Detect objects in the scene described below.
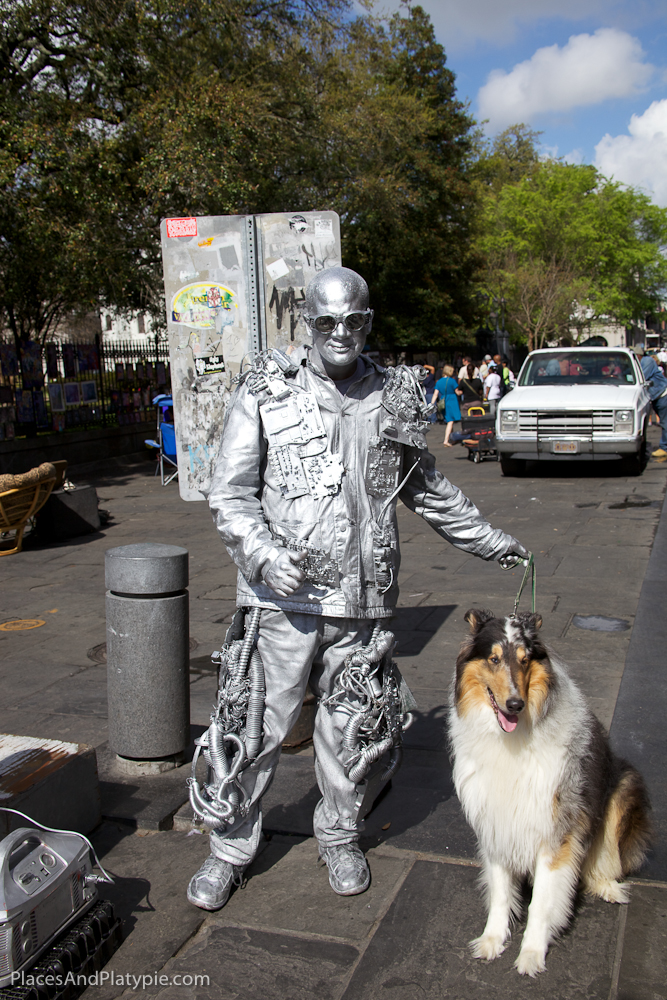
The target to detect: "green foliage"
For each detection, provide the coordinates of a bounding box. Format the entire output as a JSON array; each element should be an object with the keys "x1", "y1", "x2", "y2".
[
  {"x1": 0, "y1": 0, "x2": 478, "y2": 350},
  {"x1": 475, "y1": 146, "x2": 667, "y2": 348},
  {"x1": 314, "y1": 8, "x2": 479, "y2": 348},
  {"x1": 473, "y1": 124, "x2": 542, "y2": 192}
]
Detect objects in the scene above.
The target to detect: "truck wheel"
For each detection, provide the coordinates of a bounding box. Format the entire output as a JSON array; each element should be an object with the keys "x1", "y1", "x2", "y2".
[
  {"x1": 622, "y1": 436, "x2": 647, "y2": 476},
  {"x1": 500, "y1": 457, "x2": 527, "y2": 477}
]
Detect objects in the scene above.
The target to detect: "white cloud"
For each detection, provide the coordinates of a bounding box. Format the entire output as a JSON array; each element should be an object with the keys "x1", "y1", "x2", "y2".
[
  {"x1": 423, "y1": 0, "x2": 602, "y2": 46},
  {"x1": 364, "y1": 0, "x2": 667, "y2": 50},
  {"x1": 477, "y1": 28, "x2": 654, "y2": 131},
  {"x1": 595, "y1": 100, "x2": 667, "y2": 206},
  {"x1": 366, "y1": 0, "x2": 610, "y2": 48}
]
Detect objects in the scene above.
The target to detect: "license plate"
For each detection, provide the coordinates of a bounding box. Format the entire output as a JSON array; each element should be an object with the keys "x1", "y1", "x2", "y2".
[{"x1": 552, "y1": 441, "x2": 578, "y2": 453}]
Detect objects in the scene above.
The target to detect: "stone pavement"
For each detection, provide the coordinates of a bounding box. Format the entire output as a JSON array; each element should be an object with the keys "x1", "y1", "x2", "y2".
[{"x1": 1, "y1": 429, "x2": 666, "y2": 998}]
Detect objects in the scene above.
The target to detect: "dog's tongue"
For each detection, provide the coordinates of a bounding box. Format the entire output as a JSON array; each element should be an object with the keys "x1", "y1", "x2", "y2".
[{"x1": 498, "y1": 708, "x2": 518, "y2": 733}]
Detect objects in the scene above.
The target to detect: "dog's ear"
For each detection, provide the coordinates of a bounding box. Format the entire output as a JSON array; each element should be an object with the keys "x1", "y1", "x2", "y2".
[
  {"x1": 515, "y1": 612, "x2": 543, "y2": 634},
  {"x1": 464, "y1": 608, "x2": 495, "y2": 633}
]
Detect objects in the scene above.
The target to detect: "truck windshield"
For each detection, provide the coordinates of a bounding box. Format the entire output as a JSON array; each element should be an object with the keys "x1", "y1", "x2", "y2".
[{"x1": 519, "y1": 351, "x2": 636, "y2": 386}]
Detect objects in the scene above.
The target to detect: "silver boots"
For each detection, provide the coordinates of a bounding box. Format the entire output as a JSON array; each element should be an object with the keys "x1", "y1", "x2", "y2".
[
  {"x1": 187, "y1": 854, "x2": 245, "y2": 910},
  {"x1": 319, "y1": 844, "x2": 370, "y2": 896}
]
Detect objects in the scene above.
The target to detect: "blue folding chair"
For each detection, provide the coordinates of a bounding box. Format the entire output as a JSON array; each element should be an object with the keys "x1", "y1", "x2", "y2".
[{"x1": 145, "y1": 395, "x2": 179, "y2": 485}]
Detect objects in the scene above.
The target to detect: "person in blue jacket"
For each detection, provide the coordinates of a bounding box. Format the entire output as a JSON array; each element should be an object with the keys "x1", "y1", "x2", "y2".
[
  {"x1": 432, "y1": 364, "x2": 463, "y2": 446},
  {"x1": 636, "y1": 344, "x2": 667, "y2": 457}
]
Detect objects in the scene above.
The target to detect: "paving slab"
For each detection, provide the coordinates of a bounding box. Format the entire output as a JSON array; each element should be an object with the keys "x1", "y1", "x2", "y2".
[
  {"x1": 617, "y1": 883, "x2": 667, "y2": 1000},
  {"x1": 362, "y1": 768, "x2": 477, "y2": 859},
  {"x1": 210, "y1": 836, "x2": 411, "y2": 944},
  {"x1": 340, "y1": 860, "x2": 619, "y2": 1000},
  {"x1": 81, "y1": 824, "x2": 211, "y2": 1000},
  {"x1": 145, "y1": 924, "x2": 359, "y2": 1000},
  {"x1": 1, "y1": 428, "x2": 666, "y2": 1000}
]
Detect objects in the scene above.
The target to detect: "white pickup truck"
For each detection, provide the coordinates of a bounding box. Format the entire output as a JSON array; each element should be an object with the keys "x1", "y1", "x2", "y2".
[{"x1": 495, "y1": 347, "x2": 651, "y2": 476}]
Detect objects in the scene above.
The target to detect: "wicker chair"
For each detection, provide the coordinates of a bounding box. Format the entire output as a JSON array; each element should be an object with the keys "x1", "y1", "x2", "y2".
[{"x1": 0, "y1": 463, "x2": 57, "y2": 556}]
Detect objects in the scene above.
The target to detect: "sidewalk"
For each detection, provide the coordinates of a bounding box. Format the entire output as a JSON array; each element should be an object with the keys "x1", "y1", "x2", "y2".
[{"x1": 0, "y1": 433, "x2": 665, "y2": 998}]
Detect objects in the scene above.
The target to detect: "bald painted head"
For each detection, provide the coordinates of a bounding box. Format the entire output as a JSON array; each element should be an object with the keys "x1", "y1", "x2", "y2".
[{"x1": 304, "y1": 267, "x2": 373, "y2": 380}]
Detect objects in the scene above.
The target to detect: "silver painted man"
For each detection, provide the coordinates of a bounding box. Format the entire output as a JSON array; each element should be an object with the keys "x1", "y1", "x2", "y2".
[{"x1": 187, "y1": 267, "x2": 528, "y2": 909}]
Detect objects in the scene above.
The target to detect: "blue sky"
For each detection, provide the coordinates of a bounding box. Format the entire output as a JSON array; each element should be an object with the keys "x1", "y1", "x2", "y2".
[{"x1": 370, "y1": 1, "x2": 667, "y2": 205}]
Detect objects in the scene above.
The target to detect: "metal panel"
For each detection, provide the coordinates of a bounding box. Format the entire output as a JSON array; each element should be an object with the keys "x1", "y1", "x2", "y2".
[
  {"x1": 160, "y1": 211, "x2": 341, "y2": 500},
  {"x1": 160, "y1": 215, "x2": 249, "y2": 500},
  {"x1": 255, "y1": 211, "x2": 342, "y2": 353}
]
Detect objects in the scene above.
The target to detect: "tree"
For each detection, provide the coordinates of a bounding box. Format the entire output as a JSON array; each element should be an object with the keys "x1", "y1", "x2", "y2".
[
  {"x1": 484, "y1": 251, "x2": 590, "y2": 351},
  {"x1": 0, "y1": 0, "x2": 347, "y2": 348},
  {"x1": 1, "y1": 0, "x2": 480, "y2": 355},
  {"x1": 287, "y1": 6, "x2": 480, "y2": 350},
  {"x1": 473, "y1": 123, "x2": 542, "y2": 192},
  {"x1": 476, "y1": 156, "x2": 667, "y2": 347}
]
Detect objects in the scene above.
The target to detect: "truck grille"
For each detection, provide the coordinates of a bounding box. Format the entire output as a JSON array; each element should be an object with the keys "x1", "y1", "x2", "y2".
[{"x1": 517, "y1": 410, "x2": 615, "y2": 437}]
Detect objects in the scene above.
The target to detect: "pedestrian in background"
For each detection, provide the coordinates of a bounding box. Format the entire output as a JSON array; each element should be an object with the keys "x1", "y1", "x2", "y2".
[
  {"x1": 459, "y1": 363, "x2": 484, "y2": 417},
  {"x1": 636, "y1": 345, "x2": 667, "y2": 458},
  {"x1": 479, "y1": 355, "x2": 492, "y2": 380},
  {"x1": 432, "y1": 365, "x2": 463, "y2": 446},
  {"x1": 484, "y1": 362, "x2": 502, "y2": 417},
  {"x1": 501, "y1": 359, "x2": 514, "y2": 392},
  {"x1": 458, "y1": 356, "x2": 479, "y2": 380}
]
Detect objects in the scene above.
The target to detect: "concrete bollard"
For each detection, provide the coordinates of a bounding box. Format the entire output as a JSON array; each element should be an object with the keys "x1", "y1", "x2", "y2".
[{"x1": 106, "y1": 543, "x2": 190, "y2": 771}]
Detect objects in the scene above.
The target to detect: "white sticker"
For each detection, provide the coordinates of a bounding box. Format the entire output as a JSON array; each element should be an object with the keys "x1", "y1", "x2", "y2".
[
  {"x1": 267, "y1": 258, "x2": 290, "y2": 281},
  {"x1": 314, "y1": 218, "x2": 333, "y2": 237}
]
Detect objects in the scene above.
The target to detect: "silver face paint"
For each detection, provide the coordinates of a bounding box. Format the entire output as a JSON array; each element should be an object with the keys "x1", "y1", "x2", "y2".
[{"x1": 304, "y1": 267, "x2": 373, "y2": 376}]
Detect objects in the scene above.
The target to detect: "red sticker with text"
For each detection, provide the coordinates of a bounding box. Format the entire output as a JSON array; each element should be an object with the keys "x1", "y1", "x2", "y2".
[{"x1": 165, "y1": 217, "x2": 197, "y2": 238}]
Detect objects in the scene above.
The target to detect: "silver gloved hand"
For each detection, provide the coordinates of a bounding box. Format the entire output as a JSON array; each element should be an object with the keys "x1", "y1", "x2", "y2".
[
  {"x1": 498, "y1": 540, "x2": 530, "y2": 570},
  {"x1": 262, "y1": 549, "x2": 308, "y2": 596}
]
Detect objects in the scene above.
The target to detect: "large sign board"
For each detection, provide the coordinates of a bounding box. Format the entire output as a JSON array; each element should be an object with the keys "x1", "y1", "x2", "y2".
[{"x1": 160, "y1": 211, "x2": 341, "y2": 500}]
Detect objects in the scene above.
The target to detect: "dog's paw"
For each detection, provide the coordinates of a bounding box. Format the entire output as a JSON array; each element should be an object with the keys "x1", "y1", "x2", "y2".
[
  {"x1": 593, "y1": 879, "x2": 630, "y2": 904},
  {"x1": 515, "y1": 948, "x2": 547, "y2": 977},
  {"x1": 470, "y1": 934, "x2": 507, "y2": 961}
]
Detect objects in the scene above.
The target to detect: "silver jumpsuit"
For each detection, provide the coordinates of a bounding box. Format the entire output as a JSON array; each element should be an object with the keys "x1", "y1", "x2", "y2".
[{"x1": 206, "y1": 347, "x2": 517, "y2": 865}]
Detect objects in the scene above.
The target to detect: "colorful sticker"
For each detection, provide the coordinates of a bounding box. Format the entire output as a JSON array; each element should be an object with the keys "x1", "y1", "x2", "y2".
[
  {"x1": 166, "y1": 217, "x2": 197, "y2": 238},
  {"x1": 171, "y1": 282, "x2": 237, "y2": 330}
]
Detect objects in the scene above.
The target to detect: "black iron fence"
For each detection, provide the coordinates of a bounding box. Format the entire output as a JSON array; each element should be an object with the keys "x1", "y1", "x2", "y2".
[{"x1": 0, "y1": 335, "x2": 171, "y2": 441}]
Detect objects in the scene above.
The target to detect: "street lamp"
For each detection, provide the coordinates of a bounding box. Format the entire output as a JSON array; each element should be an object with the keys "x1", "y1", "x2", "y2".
[{"x1": 478, "y1": 293, "x2": 509, "y2": 359}]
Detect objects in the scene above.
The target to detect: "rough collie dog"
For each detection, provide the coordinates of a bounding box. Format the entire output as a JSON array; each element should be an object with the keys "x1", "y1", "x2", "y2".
[{"x1": 449, "y1": 609, "x2": 651, "y2": 977}]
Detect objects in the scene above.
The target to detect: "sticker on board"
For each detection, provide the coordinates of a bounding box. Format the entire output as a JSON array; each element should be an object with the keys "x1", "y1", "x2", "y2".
[
  {"x1": 171, "y1": 283, "x2": 238, "y2": 329},
  {"x1": 166, "y1": 217, "x2": 198, "y2": 238},
  {"x1": 314, "y1": 218, "x2": 333, "y2": 237},
  {"x1": 266, "y1": 258, "x2": 290, "y2": 281}
]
